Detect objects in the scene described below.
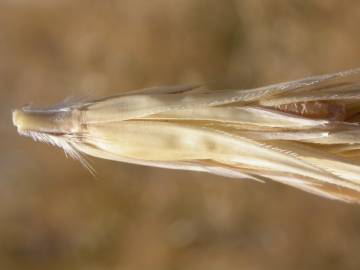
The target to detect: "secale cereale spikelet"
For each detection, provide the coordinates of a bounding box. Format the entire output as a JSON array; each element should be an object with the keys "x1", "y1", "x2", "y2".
[{"x1": 12, "y1": 68, "x2": 360, "y2": 203}]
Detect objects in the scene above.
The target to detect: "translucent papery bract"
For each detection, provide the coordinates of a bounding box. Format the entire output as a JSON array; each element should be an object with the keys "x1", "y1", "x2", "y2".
[{"x1": 13, "y1": 68, "x2": 360, "y2": 203}]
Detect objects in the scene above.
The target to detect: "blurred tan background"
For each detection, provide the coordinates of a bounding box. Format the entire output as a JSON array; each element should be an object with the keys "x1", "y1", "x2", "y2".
[{"x1": 1, "y1": 0, "x2": 360, "y2": 269}]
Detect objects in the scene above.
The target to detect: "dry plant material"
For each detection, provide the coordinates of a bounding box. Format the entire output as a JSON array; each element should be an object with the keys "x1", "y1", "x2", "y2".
[{"x1": 12, "y1": 69, "x2": 360, "y2": 203}]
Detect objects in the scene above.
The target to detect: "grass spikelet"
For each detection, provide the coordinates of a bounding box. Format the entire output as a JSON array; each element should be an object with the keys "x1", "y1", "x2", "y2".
[{"x1": 12, "y1": 68, "x2": 360, "y2": 203}]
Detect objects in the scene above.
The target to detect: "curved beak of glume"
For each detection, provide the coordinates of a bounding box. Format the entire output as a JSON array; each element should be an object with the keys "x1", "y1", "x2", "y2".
[
  {"x1": 12, "y1": 109, "x2": 25, "y2": 131},
  {"x1": 12, "y1": 108, "x2": 70, "y2": 134},
  {"x1": 13, "y1": 109, "x2": 44, "y2": 132}
]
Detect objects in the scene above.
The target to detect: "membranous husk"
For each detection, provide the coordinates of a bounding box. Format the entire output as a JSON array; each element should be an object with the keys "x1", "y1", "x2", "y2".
[{"x1": 13, "y1": 68, "x2": 360, "y2": 203}]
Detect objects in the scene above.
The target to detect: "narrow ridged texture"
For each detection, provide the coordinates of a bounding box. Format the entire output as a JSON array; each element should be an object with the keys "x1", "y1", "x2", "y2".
[{"x1": 13, "y1": 68, "x2": 360, "y2": 203}]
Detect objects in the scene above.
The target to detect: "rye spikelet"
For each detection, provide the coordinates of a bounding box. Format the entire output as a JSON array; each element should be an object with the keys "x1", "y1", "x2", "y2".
[{"x1": 13, "y1": 69, "x2": 360, "y2": 203}]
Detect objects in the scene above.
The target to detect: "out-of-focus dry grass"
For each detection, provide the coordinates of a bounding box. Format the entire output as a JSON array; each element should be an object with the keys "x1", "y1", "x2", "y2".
[{"x1": 1, "y1": 1, "x2": 360, "y2": 269}]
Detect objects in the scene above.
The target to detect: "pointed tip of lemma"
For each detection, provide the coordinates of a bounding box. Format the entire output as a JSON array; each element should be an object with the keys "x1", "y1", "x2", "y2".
[
  {"x1": 12, "y1": 108, "x2": 37, "y2": 133},
  {"x1": 12, "y1": 106, "x2": 75, "y2": 135},
  {"x1": 12, "y1": 109, "x2": 22, "y2": 131}
]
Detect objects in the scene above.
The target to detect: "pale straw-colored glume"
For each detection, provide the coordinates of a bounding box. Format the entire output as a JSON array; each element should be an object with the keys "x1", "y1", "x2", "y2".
[{"x1": 13, "y1": 69, "x2": 360, "y2": 203}]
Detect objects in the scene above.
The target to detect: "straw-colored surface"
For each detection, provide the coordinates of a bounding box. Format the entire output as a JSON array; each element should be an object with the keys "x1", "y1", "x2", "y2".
[{"x1": 2, "y1": 1, "x2": 360, "y2": 269}]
